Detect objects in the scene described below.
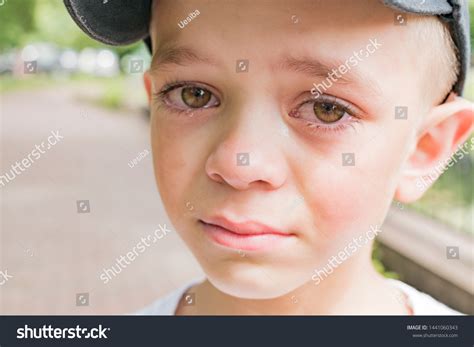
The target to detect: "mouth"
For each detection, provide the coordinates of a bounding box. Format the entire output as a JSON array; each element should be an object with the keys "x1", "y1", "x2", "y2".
[{"x1": 199, "y1": 216, "x2": 295, "y2": 252}]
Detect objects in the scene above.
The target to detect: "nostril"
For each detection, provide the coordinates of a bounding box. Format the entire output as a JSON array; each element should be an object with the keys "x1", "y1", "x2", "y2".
[{"x1": 209, "y1": 172, "x2": 225, "y2": 183}]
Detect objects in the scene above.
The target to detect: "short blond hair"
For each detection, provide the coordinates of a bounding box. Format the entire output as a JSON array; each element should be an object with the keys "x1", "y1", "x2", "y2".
[{"x1": 411, "y1": 15, "x2": 460, "y2": 103}]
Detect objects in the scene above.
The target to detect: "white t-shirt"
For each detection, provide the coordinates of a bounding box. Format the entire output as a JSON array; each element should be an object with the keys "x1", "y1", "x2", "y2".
[{"x1": 135, "y1": 278, "x2": 461, "y2": 315}]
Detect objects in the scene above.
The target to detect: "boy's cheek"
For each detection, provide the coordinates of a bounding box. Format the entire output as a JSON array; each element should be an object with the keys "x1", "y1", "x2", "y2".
[
  {"x1": 305, "y1": 172, "x2": 383, "y2": 240},
  {"x1": 301, "y1": 139, "x2": 406, "y2": 240},
  {"x1": 151, "y1": 127, "x2": 195, "y2": 213}
]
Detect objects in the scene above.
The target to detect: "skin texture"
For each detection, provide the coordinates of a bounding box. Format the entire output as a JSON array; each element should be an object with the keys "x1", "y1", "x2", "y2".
[{"x1": 143, "y1": 0, "x2": 474, "y2": 314}]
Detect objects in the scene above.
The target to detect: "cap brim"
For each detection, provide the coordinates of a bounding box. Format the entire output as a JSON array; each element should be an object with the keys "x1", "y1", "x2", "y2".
[
  {"x1": 63, "y1": 0, "x2": 151, "y2": 46},
  {"x1": 382, "y1": 0, "x2": 453, "y2": 15}
]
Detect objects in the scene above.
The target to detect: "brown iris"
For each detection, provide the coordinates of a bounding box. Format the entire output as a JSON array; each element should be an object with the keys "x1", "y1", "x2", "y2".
[
  {"x1": 313, "y1": 102, "x2": 346, "y2": 123},
  {"x1": 181, "y1": 87, "x2": 211, "y2": 108}
]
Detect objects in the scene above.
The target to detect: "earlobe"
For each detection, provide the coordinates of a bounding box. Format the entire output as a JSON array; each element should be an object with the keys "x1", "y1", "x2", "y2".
[
  {"x1": 143, "y1": 70, "x2": 153, "y2": 103},
  {"x1": 395, "y1": 95, "x2": 474, "y2": 203}
]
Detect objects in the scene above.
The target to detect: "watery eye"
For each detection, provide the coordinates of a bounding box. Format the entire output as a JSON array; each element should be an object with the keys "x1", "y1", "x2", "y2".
[
  {"x1": 182, "y1": 87, "x2": 212, "y2": 108},
  {"x1": 289, "y1": 95, "x2": 356, "y2": 127},
  {"x1": 160, "y1": 83, "x2": 220, "y2": 111},
  {"x1": 313, "y1": 102, "x2": 346, "y2": 123}
]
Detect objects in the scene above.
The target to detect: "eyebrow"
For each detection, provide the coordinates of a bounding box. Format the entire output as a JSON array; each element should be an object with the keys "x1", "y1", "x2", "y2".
[
  {"x1": 150, "y1": 44, "x2": 382, "y2": 97},
  {"x1": 275, "y1": 56, "x2": 382, "y2": 97},
  {"x1": 150, "y1": 44, "x2": 219, "y2": 73}
]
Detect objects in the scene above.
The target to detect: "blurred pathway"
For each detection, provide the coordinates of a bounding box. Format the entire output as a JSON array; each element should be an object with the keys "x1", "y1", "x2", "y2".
[{"x1": 0, "y1": 84, "x2": 202, "y2": 314}]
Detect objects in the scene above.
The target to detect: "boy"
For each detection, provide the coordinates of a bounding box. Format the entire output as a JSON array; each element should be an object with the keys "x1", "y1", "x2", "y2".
[{"x1": 64, "y1": 0, "x2": 473, "y2": 315}]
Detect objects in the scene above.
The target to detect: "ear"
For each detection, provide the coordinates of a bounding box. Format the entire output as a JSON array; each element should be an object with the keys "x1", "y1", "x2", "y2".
[
  {"x1": 395, "y1": 93, "x2": 474, "y2": 203},
  {"x1": 143, "y1": 70, "x2": 153, "y2": 103}
]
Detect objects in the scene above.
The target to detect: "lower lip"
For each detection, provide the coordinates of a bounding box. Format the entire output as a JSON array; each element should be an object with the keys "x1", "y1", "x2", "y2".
[{"x1": 200, "y1": 221, "x2": 293, "y2": 251}]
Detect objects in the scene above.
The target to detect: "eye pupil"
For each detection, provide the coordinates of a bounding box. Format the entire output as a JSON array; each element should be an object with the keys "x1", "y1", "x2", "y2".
[
  {"x1": 193, "y1": 89, "x2": 204, "y2": 97},
  {"x1": 313, "y1": 102, "x2": 345, "y2": 123},
  {"x1": 322, "y1": 103, "x2": 334, "y2": 112},
  {"x1": 182, "y1": 87, "x2": 211, "y2": 108}
]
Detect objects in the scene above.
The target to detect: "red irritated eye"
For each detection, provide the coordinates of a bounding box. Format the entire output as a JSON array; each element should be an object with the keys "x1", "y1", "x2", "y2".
[
  {"x1": 155, "y1": 82, "x2": 220, "y2": 114},
  {"x1": 288, "y1": 95, "x2": 362, "y2": 134}
]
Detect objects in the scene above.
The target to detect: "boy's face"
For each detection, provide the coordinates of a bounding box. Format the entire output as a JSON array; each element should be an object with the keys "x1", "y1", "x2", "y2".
[{"x1": 148, "y1": 0, "x2": 433, "y2": 298}]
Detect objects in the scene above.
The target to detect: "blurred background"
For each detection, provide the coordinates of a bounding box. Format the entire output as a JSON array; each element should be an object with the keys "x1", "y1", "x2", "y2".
[{"x1": 0, "y1": 0, "x2": 473, "y2": 314}]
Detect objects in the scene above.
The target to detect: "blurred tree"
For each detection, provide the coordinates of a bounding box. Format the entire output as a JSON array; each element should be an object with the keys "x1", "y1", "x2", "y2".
[
  {"x1": 0, "y1": 0, "x2": 36, "y2": 50},
  {"x1": 0, "y1": 0, "x2": 141, "y2": 55},
  {"x1": 470, "y1": 1, "x2": 473, "y2": 56}
]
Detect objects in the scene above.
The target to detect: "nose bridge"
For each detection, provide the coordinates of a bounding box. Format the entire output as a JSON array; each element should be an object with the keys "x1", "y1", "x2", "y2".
[{"x1": 205, "y1": 98, "x2": 287, "y2": 190}]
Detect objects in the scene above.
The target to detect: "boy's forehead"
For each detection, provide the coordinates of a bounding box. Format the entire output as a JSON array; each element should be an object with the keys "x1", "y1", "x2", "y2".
[
  {"x1": 151, "y1": 0, "x2": 402, "y2": 64},
  {"x1": 150, "y1": 0, "x2": 422, "y2": 102},
  {"x1": 151, "y1": 0, "x2": 394, "y2": 42}
]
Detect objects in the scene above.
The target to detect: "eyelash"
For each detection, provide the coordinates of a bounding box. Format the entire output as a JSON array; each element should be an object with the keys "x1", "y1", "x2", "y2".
[
  {"x1": 153, "y1": 80, "x2": 362, "y2": 133},
  {"x1": 289, "y1": 95, "x2": 362, "y2": 134},
  {"x1": 152, "y1": 79, "x2": 215, "y2": 116}
]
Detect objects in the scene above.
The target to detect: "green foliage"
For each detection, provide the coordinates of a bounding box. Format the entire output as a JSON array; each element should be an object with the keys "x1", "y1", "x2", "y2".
[
  {"x1": 0, "y1": 0, "x2": 36, "y2": 50},
  {"x1": 0, "y1": 0, "x2": 142, "y2": 55},
  {"x1": 372, "y1": 242, "x2": 399, "y2": 279},
  {"x1": 97, "y1": 79, "x2": 125, "y2": 110}
]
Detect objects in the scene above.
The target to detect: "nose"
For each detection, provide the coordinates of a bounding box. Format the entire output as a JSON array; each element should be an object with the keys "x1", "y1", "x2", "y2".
[{"x1": 205, "y1": 104, "x2": 288, "y2": 191}]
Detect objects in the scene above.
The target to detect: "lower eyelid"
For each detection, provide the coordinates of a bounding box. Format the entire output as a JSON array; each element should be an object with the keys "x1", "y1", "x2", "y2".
[
  {"x1": 289, "y1": 110, "x2": 361, "y2": 134},
  {"x1": 157, "y1": 97, "x2": 220, "y2": 117}
]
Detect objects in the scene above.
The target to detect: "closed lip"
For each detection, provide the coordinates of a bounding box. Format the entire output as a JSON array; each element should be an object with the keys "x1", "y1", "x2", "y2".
[{"x1": 199, "y1": 215, "x2": 291, "y2": 236}]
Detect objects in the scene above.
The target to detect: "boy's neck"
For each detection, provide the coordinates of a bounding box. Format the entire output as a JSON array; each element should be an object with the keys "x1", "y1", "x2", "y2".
[{"x1": 176, "y1": 252, "x2": 409, "y2": 315}]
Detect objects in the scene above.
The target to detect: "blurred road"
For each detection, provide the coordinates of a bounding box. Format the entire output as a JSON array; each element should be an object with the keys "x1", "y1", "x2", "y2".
[{"x1": 0, "y1": 83, "x2": 203, "y2": 314}]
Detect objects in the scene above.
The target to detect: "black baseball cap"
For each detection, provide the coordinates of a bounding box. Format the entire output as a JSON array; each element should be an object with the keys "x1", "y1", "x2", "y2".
[{"x1": 63, "y1": 0, "x2": 471, "y2": 95}]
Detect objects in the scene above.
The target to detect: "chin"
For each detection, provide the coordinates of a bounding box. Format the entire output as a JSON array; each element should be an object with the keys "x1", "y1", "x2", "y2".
[{"x1": 204, "y1": 264, "x2": 304, "y2": 299}]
